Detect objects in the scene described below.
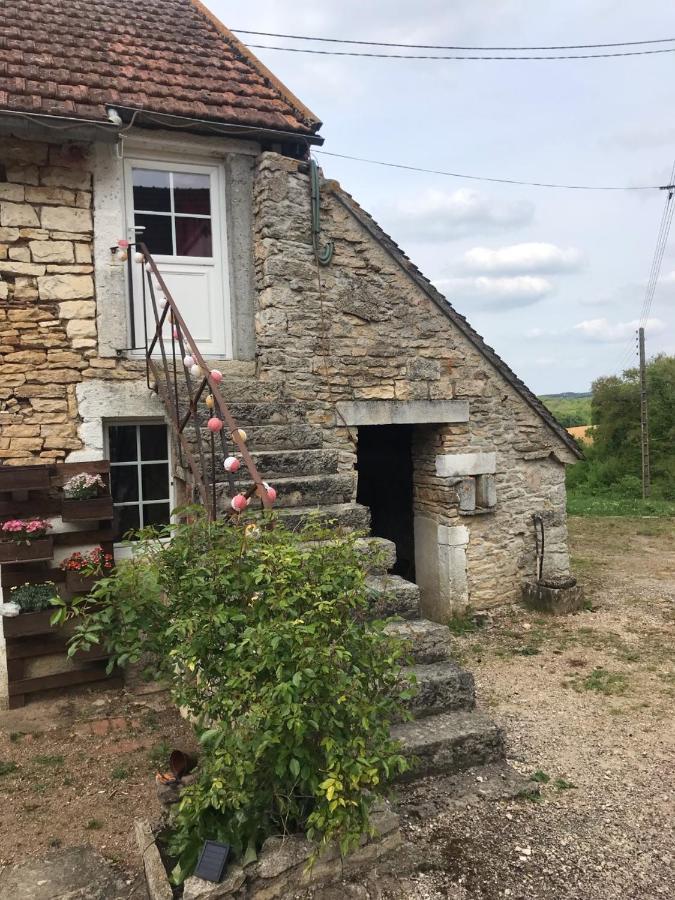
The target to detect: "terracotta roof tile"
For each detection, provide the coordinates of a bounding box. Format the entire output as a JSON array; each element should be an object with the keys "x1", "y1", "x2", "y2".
[{"x1": 0, "y1": 0, "x2": 321, "y2": 138}]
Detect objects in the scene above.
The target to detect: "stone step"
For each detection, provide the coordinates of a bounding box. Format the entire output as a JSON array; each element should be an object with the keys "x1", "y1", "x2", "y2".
[
  {"x1": 403, "y1": 661, "x2": 475, "y2": 718},
  {"x1": 392, "y1": 710, "x2": 505, "y2": 780},
  {"x1": 227, "y1": 473, "x2": 353, "y2": 509},
  {"x1": 266, "y1": 502, "x2": 371, "y2": 533},
  {"x1": 176, "y1": 376, "x2": 287, "y2": 404},
  {"x1": 243, "y1": 424, "x2": 324, "y2": 451},
  {"x1": 365, "y1": 574, "x2": 419, "y2": 620},
  {"x1": 384, "y1": 619, "x2": 453, "y2": 664},
  {"x1": 357, "y1": 538, "x2": 397, "y2": 575},
  {"x1": 248, "y1": 449, "x2": 338, "y2": 478}
]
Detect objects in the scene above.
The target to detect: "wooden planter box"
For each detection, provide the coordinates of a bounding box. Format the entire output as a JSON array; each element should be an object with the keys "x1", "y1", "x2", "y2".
[
  {"x1": 2, "y1": 609, "x2": 55, "y2": 639},
  {"x1": 62, "y1": 496, "x2": 113, "y2": 522},
  {"x1": 0, "y1": 466, "x2": 50, "y2": 492},
  {"x1": 0, "y1": 537, "x2": 53, "y2": 565},
  {"x1": 65, "y1": 572, "x2": 98, "y2": 593}
]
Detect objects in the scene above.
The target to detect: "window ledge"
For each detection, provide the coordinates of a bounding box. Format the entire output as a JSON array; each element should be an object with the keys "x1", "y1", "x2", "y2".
[{"x1": 459, "y1": 506, "x2": 496, "y2": 517}]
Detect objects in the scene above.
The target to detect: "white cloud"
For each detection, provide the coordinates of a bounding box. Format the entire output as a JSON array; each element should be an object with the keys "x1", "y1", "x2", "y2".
[
  {"x1": 573, "y1": 317, "x2": 666, "y2": 343},
  {"x1": 380, "y1": 188, "x2": 533, "y2": 242},
  {"x1": 461, "y1": 242, "x2": 582, "y2": 275},
  {"x1": 435, "y1": 275, "x2": 553, "y2": 310}
]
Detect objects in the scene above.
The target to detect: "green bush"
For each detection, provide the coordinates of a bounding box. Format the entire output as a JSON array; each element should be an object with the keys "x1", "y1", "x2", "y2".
[
  {"x1": 52, "y1": 513, "x2": 411, "y2": 882},
  {"x1": 10, "y1": 582, "x2": 59, "y2": 613}
]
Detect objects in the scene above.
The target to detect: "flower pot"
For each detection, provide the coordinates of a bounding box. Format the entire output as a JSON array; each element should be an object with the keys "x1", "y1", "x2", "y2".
[
  {"x1": 65, "y1": 572, "x2": 98, "y2": 593},
  {"x1": 0, "y1": 537, "x2": 53, "y2": 565},
  {"x1": 61, "y1": 496, "x2": 113, "y2": 521}
]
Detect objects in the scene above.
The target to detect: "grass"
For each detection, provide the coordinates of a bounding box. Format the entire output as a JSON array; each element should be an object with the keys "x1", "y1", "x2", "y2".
[
  {"x1": 148, "y1": 739, "x2": 171, "y2": 772},
  {"x1": 571, "y1": 667, "x2": 629, "y2": 696},
  {"x1": 554, "y1": 777, "x2": 576, "y2": 791},
  {"x1": 33, "y1": 754, "x2": 64, "y2": 769},
  {"x1": 86, "y1": 819, "x2": 103, "y2": 831},
  {"x1": 567, "y1": 491, "x2": 675, "y2": 518},
  {"x1": 531, "y1": 770, "x2": 550, "y2": 784},
  {"x1": 0, "y1": 761, "x2": 18, "y2": 777},
  {"x1": 111, "y1": 764, "x2": 130, "y2": 781},
  {"x1": 447, "y1": 609, "x2": 482, "y2": 636}
]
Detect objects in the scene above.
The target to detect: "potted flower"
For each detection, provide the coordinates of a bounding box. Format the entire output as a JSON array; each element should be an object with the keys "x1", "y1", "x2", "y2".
[
  {"x1": 61, "y1": 472, "x2": 113, "y2": 521},
  {"x1": 0, "y1": 518, "x2": 53, "y2": 564},
  {"x1": 1, "y1": 581, "x2": 62, "y2": 639},
  {"x1": 61, "y1": 546, "x2": 114, "y2": 593}
]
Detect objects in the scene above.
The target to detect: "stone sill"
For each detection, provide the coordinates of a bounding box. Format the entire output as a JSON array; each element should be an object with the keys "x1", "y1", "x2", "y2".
[{"x1": 459, "y1": 507, "x2": 496, "y2": 517}]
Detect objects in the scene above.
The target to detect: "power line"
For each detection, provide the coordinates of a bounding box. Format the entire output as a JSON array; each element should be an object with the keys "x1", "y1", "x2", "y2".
[
  {"x1": 314, "y1": 150, "x2": 669, "y2": 191},
  {"x1": 246, "y1": 41, "x2": 675, "y2": 61},
  {"x1": 639, "y1": 161, "x2": 675, "y2": 326},
  {"x1": 234, "y1": 28, "x2": 675, "y2": 52}
]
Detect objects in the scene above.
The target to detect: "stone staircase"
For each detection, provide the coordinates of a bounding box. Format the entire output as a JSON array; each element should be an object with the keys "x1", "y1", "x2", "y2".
[{"x1": 172, "y1": 377, "x2": 507, "y2": 782}]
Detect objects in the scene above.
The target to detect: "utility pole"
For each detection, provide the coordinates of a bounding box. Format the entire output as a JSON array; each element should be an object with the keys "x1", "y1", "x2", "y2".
[{"x1": 638, "y1": 327, "x2": 650, "y2": 499}]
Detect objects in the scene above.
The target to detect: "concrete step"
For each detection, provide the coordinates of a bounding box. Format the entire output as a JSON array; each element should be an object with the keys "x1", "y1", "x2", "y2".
[
  {"x1": 248, "y1": 449, "x2": 338, "y2": 478},
  {"x1": 403, "y1": 661, "x2": 475, "y2": 718},
  {"x1": 228, "y1": 473, "x2": 353, "y2": 508},
  {"x1": 267, "y1": 502, "x2": 371, "y2": 533},
  {"x1": 384, "y1": 619, "x2": 453, "y2": 664},
  {"x1": 392, "y1": 709, "x2": 505, "y2": 780},
  {"x1": 365, "y1": 575, "x2": 420, "y2": 620}
]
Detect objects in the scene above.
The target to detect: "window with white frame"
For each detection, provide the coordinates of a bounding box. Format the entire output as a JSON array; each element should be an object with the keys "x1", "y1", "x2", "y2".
[
  {"x1": 132, "y1": 168, "x2": 213, "y2": 258},
  {"x1": 106, "y1": 423, "x2": 172, "y2": 540}
]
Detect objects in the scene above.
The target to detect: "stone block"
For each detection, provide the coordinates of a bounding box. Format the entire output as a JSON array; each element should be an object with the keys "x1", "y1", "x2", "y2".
[
  {"x1": 57, "y1": 300, "x2": 95, "y2": 319},
  {"x1": 0, "y1": 261, "x2": 46, "y2": 276},
  {"x1": 40, "y1": 167, "x2": 92, "y2": 191},
  {"x1": 40, "y1": 206, "x2": 92, "y2": 233},
  {"x1": 8, "y1": 246, "x2": 30, "y2": 262},
  {"x1": 74, "y1": 243, "x2": 92, "y2": 263},
  {"x1": 25, "y1": 186, "x2": 77, "y2": 206},
  {"x1": 407, "y1": 357, "x2": 441, "y2": 380},
  {"x1": 0, "y1": 227, "x2": 19, "y2": 242},
  {"x1": 436, "y1": 451, "x2": 497, "y2": 478},
  {"x1": 19, "y1": 228, "x2": 49, "y2": 240},
  {"x1": 457, "y1": 478, "x2": 476, "y2": 512},
  {"x1": 0, "y1": 202, "x2": 40, "y2": 227},
  {"x1": 2, "y1": 138, "x2": 48, "y2": 165},
  {"x1": 38, "y1": 274, "x2": 94, "y2": 300},
  {"x1": 0, "y1": 282, "x2": 8, "y2": 300},
  {"x1": 6, "y1": 164, "x2": 39, "y2": 185},
  {"x1": 13, "y1": 276, "x2": 38, "y2": 299},
  {"x1": 0, "y1": 183, "x2": 25, "y2": 202},
  {"x1": 66, "y1": 318, "x2": 97, "y2": 339},
  {"x1": 337, "y1": 399, "x2": 469, "y2": 426},
  {"x1": 476, "y1": 473, "x2": 497, "y2": 508},
  {"x1": 522, "y1": 579, "x2": 584, "y2": 615},
  {"x1": 30, "y1": 240, "x2": 75, "y2": 263}
]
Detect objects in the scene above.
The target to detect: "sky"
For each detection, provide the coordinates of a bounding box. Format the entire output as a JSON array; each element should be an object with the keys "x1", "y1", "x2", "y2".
[{"x1": 209, "y1": 0, "x2": 675, "y2": 393}]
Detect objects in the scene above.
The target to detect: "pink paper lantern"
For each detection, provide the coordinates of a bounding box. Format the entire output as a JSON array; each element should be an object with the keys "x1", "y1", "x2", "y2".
[
  {"x1": 231, "y1": 493, "x2": 249, "y2": 512},
  {"x1": 207, "y1": 417, "x2": 223, "y2": 433},
  {"x1": 210, "y1": 369, "x2": 223, "y2": 384},
  {"x1": 183, "y1": 354, "x2": 194, "y2": 368},
  {"x1": 263, "y1": 482, "x2": 277, "y2": 503},
  {"x1": 223, "y1": 456, "x2": 240, "y2": 473},
  {"x1": 172, "y1": 326, "x2": 179, "y2": 339}
]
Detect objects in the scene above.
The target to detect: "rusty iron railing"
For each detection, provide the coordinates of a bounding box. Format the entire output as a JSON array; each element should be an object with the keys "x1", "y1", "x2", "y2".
[{"x1": 129, "y1": 243, "x2": 272, "y2": 519}]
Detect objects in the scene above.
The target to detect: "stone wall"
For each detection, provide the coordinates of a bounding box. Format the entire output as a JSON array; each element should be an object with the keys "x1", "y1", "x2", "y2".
[
  {"x1": 0, "y1": 135, "x2": 151, "y2": 466},
  {"x1": 253, "y1": 152, "x2": 577, "y2": 612}
]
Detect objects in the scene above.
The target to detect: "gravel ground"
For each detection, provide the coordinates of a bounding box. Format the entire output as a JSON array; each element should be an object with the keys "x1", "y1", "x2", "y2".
[
  {"x1": 340, "y1": 515, "x2": 675, "y2": 900},
  {"x1": 1, "y1": 515, "x2": 673, "y2": 899}
]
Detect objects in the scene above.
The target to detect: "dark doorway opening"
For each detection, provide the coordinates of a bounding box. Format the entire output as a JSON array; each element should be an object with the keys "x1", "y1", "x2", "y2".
[{"x1": 356, "y1": 425, "x2": 415, "y2": 580}]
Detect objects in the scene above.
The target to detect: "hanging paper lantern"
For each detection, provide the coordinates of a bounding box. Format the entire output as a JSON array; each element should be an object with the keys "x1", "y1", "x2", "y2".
[
  {"x1": 145, "y1": 262, "x2": 152, "y2": 273},
  {"x1": 207, "y1": 417, "x2": 223, "y2": 433},
  {"x1": 190, "y1": 364, "x2": 203, "y2": 378},
  {"x1": 210, "y1": 369, "x2": 223, "y2": 384},
  {"x1": 234, "y1": 428, "x2": 247, "y2": 443},
  {"x1": 231, "y1": 493, "x2": 249, "y2": 512},
  {"x1": 159, "y1": 298, "x2": 168, "y2": 309},
  {"x1": 134, "y1": 252, "x2": 144, "y2": 263},
  {"x1": 183, "y1": 354, "x2": 194, "y2": 368},
  {"x1": 172, "y1": 326, "x2": 179, "y2": 339},
  {"x1": 117, "y1": 248, "x2": 128, "y2": 262},
  {"x1": 205, "y1": 394, "x2": 215, "y2": 409},
  {"x1": 263, "y1": 482, "x2": 277, "y2": 502},
  {"x1": 223, "y1": 456, "x2": 240, "y2": 473}
]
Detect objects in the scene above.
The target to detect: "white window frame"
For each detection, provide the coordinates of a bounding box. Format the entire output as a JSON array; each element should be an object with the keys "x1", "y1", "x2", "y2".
[{"x1": 104, "y1": 419, "x2": 174, "y2": 549}]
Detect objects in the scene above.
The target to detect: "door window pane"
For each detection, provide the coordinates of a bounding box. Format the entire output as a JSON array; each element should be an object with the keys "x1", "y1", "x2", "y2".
[
  {"x1": 109, "y1": 425, "x2": 137, "y2": 462},
  {"x1": 140, "y1": 425, "x2": 168, "y2": 461},
  {"x1": 144, "y1": 503, "x2": 171, "y2": 527},
  {"x1": 111, "y1": 468, "x2": 139, "y2": 503},
  {"x1": 174, "y1": 173, "x2": 211, "y2": 215},
  {"x1": 175, "y1": 217, "x2": 212, "y2": 257},
  {"x1": 135, "y1": 214, "x2": 173, "y2": 256},
  {"x1": 133, "y1": 169, "x2": 171, "y2": 212},
  {"x1": 115, "y1": 505, "x2": 140, "y2": 539}
]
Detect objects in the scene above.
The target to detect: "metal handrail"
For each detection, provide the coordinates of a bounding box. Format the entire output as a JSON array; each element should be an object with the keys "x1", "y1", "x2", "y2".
[{"x1": 130, "y1": 243, "x2": 272, "y2": 519}]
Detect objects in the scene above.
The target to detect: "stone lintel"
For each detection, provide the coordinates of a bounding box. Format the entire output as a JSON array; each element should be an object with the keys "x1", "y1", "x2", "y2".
[
  {"x1": 436, "y1": 450, "x2": 496, "y2": 478},
  {"x1": 336, "y1": 399, "x2": 469, "y2": 427}
]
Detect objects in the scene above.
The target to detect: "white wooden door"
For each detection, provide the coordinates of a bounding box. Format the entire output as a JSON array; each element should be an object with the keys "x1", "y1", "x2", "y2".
[{"x1": 125, "y1": 159, "x2": 230, "y2": 357}]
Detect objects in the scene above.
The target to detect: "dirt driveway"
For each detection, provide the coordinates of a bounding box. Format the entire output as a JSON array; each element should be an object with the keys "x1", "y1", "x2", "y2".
[{"x1": 389, "y1": 516, "x2": 675, "y2": 900}]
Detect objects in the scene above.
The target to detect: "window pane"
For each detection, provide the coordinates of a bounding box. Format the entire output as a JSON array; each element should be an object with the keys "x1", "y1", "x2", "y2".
[
  {"x1": 140, "y1": 425, "x2": 168, "y2": 461},
  {"x1": 114, "y1": 504, "x2": 140, "y2": 541},
  {"x1": 111, "y1": 468, "x2": 139, "y2": 503},
  {"x1": 109, "y1": 425, "x2": 137, "y2": 463},
  {"x1": 174, "y1": 173, "x2": 211, "y2": 215},
  {"x1": 175, "y1": 217, "x2": 212, "y2": 257},
  {"x1": 135, "y1": 214, "x2": 173, "y2": 256},
  {"x1": 133, "y1": 169, "x2": 171, "y2": 212},
  {"x1": 143, "y1": 502, "x2": 171, "y2": 528},
  {"x1": 142, "y1": 463, "x2": 169, "y2": 501}
]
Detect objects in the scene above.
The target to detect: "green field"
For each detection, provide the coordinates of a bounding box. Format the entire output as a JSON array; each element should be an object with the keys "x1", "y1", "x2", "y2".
[
  {"x1": 567, "y1": 490, "x2": 675, "y2": 518},
  {"x1": 539, "y1": 392, "x2": 592, "y2": 427}
]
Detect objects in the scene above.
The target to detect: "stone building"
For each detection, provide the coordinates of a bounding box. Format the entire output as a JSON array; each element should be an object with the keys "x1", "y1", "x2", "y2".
[{"x1": 0, "y1": 0, "x2": 581, "y2": 635}]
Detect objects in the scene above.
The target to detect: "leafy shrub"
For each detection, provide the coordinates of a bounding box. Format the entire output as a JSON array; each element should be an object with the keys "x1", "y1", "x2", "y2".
[
  {"x1": 53, "y1": 513, "x2": 411, "y2": 882},
  {"x1": 10, "y1": 581, "x2": 59, "y2": 613}
]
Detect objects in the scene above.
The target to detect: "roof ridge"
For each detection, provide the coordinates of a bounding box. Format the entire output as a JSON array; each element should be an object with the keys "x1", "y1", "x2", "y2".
[
  {"x1": 327, "y1": 180, "x2": 582, "y2": 459},
  {"x1": 187, "y1": 0, "x2": 322, "y2": 134}
]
